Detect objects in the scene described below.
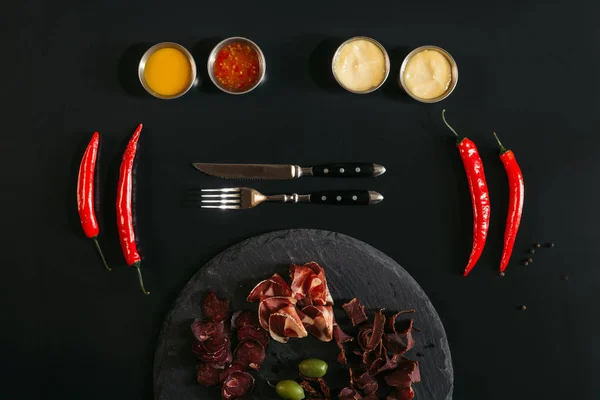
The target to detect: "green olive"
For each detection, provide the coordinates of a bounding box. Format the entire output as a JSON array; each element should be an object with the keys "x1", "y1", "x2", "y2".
[
  {"x1": 275, "y1": 380, "x2": 305, "y2": 400},
  {"x1": 298, "y1": 358, "x2": 328, "y2": 378}
]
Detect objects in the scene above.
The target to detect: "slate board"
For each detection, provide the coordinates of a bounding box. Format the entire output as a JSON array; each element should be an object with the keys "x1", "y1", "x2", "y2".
[{"x1": 153, "y1": 229, "x2": 453, "y2": 400}]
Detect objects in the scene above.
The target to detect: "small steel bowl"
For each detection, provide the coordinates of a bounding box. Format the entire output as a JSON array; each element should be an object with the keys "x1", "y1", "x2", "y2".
[
  {"x1": 399, "y1": 45, "x2": 458, "y2": 103},
  {"x1": 138, "y1": 42, "x2": 197, "y2": 100},
  {"x1": 331, "y1": 36, "x2": 390, "y2": 94},
  {"x1": 207, "y1": 37, "x2": 266, "y2": 95}
]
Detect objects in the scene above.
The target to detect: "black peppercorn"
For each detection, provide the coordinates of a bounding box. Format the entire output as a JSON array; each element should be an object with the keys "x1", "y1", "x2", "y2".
[
  {"x1": 545, "y1": 242, "x2": 555, "y2": 248},
  {"x1": 520, "y1": 305, "x2": 527, "y2": 311},
  {"x1": 526, "y1": 258, "x2": 533, "y2": 263},
  {"x1": 499, "y1": 271, "x2": 505, "y2": 277},
  {"x1": 534, "y1": 243, "x2": 541, "y2": 248},
  {"x1": 529, "y1": 248, "x2": 536, "y2": 255},
  {"x1": 523, "y1": 261, "x2": 529, "y2": 266}
]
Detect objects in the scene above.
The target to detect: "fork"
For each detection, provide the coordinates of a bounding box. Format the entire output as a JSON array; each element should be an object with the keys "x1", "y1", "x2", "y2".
[{"x1": 193, "y1": 188, "x2": 384, "y2": 209}]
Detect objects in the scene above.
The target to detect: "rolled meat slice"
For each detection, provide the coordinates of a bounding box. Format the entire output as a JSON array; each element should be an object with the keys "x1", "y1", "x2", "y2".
[
  {"x1": 246, "y1": 273, "x2": 292, "y2": 302},
  {"x1": 268, "y1": 305, "x2": 308, "y2": 343},
  {"x1": 258, "y1": 296, "x2": 296, "y2": 331},
  {"x1": 301, "y1": 305, "x2": 334, "y2": 342}
]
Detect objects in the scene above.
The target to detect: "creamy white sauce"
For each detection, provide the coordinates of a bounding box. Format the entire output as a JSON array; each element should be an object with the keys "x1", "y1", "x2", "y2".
[
  {"x1": 403, "y1": 49, "x2": 452, "y2": 99},
  {"x1": 333, "y1": 39, "x2": 387, "y2": 92}
]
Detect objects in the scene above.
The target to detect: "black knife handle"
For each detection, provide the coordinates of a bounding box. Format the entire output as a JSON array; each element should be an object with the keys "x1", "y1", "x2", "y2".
[
  {"x1": 311, "y1": 163, "x2": 383, "y2": 178},
  {"x1": 309, "y1": 190, "x2": 383, "y2": 205}
]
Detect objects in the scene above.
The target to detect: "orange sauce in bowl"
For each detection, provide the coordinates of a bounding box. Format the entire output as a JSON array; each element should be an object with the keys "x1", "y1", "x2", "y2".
[{"x1": 143, "y1": 47, "x2": 193, "y2": 97}]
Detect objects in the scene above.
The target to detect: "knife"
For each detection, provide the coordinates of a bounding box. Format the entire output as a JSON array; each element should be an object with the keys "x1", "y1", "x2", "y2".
[{"x1": 192, "y1": 163, "x2": 386, "y2": 180}]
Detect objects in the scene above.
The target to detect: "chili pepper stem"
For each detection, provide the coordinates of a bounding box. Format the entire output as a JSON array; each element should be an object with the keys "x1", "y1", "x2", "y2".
[
  {"x1": 493, "y1": 132, "x2": 508, "y2": 154},
  {"x1": 441, "y1": 109, "x2": 464, "y2": 143},
  {"x1": 134, "y1": 262, "x2": 150, "y2": 295},
  {"x1": 92, "y1": 237, "x2": 111, "y2": 271}
]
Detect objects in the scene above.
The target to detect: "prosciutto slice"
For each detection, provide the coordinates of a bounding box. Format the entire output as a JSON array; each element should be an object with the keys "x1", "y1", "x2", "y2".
[
  {"x1": 268, "y1": 305, "x2": 308, "y2": 343},
  {"x1": 301, "y1": 305, "x2": 334, "y2": 342},
  {"x1": 258, "y1": 296, "x2": 296, "y2": 330},
  {"x1": 289, "y1": 262, "x2": 333, "y2": 306},
  {"x1": 246, "y1": 273, "x2": 292, "y2": 302}
]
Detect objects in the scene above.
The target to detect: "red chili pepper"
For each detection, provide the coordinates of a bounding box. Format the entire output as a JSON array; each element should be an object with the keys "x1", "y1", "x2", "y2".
[
  {"x1": 442, "y1": 110, "x2": 491, "y2": 276},
  {"x1": 77, "y1": 132, "x2": 110, "y2": 271},
  {"x1": 116, "y1": 124, "x2": 149, "y2": 295},
  {"x1": 493, "y1": 132, "x2": 524, "y2": 273}
]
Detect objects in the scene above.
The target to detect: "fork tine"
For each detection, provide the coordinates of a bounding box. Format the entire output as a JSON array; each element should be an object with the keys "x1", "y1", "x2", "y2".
[
  {"x1": 201, "y1": 205, "x2": 241, "y2": 209},
  {"x1": 201, "y1": 188, "x2": 240, "y2": 192},
  {"x1": 201, "y1": 193, "x2": 241, "y2": 198},
  {"x1": 201, "y1": 199, "x2": 240, "y2": 204}
]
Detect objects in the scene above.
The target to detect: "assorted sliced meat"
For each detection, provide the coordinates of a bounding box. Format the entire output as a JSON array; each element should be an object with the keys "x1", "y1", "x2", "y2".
[
  {"x1": 336, "y1": 298, "x2": 421, "y2": 399},
  {"x1": 192, "y1": 291, "x2": 269, "y2": 399},
  {"x1": 247, "y1": 262, "x2": 335, "y2": 344}
]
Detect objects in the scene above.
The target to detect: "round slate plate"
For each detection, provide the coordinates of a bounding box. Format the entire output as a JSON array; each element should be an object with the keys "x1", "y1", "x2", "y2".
[{"x1": 153, "y1": 229, "x2": 453, "y2": 400}]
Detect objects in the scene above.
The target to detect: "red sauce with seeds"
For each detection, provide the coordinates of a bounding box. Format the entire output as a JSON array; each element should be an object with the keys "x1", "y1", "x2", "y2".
[{"x1": 214, "y1": 42, "x2": 260, "y2": 92}]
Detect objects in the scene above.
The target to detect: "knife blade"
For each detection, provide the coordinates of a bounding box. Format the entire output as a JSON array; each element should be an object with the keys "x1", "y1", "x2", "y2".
[{"x1": 192, "y1": 163, "x2": 386, "y2": 180}]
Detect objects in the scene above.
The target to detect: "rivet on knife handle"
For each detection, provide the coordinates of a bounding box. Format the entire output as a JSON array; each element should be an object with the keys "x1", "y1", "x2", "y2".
[
  {"x1": 311, "y1": 163, "x2": 386, "y2": 178},
  {"x1": 309, "y1": 190, "x2": 384, "y2": 205}
]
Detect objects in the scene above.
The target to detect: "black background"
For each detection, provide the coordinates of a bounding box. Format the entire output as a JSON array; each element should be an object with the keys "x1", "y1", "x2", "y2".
[{"x1": 4, "y1": 1, "x2": 600, "y2": 399}]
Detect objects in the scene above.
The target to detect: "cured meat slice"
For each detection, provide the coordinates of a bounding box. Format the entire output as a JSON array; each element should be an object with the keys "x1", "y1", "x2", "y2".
[
  {"x1": 338, "y1": 387, "x2": 362, "y2": 400},
  {"x1": 222, "y1": 371, "x2": 255, "y2": 400},
  {"x1": 387, "y1": 387, "x2": 415, "y2": 400},
  {"x1": 201, "y1": 291, "x2": 230, "y2": 322},
  {"x1": 237, "y1": 325, "x2": 270, "y2": 348},
  {"x1": 191, "y1": 320, "x2": 226, "y2": 342},
  {"x1": 342, "y1": 298, "x2": 368, "y2": 326},
  {"x1": 358, "y1": 310, "x2": 385, "y2": 352},
  {"x1": 299, "y1": 380, "x2": 319, "y2": 397},
  {"x1": 233, "y1": 339, "x2": 266, "y2": 370},
  {"x1": 246, "y1": 273, "x2": 292, "y2": 302},
  {"x1": 196, "y1": 361, "x2": 220, "y2": 387},
  {"x1": 333, "y1": 323, "x2": 354, "y2": 365},
  {"x1": 355, "y1": 372, "x2": 378, "y2": 394},
  {"x1": 383, "y1": 318, "x2": 415, "y2": 357},
  {"x1": 388, "y1": 310, "x2": 415, "y2": 334},
  {"x1": 302, "y1": 305, "x2": 334, "y2": 342},
  {"x1": 218, "y1": 363, "x2": 245, "y2": 384},
  {"x1": 258, "y1": 296, "x2": 296, "y2": 331},
  {"x1": 268, "y1": 305, "x2": 308, "y2": 343},
  {"x1": 231, "y1": 310, "x2": 260, "y2": 330},
  {"x1": 304, "y1": 262, "x2": 334, "y2": 305},
  {"x1": 289, "y1": 263, "x2": 319, "y2": 301}
]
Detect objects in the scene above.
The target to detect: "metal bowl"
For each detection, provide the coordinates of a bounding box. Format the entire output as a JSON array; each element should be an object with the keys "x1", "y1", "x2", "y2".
[
  {"x1": 399, "y1": 45, "x2": 458, "y2": 103},
  {"x1": 207, "y1": 37, "x2": 266, "y2": 95},
  {"x1": 331, "y1": 36, "x2": 390, "y2": 94},
  {"x1": 138, "y1": 42, "x2": 197, "y2": 100}
]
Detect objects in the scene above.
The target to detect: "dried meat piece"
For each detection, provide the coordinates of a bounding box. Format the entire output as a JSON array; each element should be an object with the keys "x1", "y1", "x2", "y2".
[
  {"x1": 231, "y1": 310, "x2": 260, "y2": 330},
  {"x1": 219, "y1": 363, "x2": 245, "y2": 384},
  {"x1": 191, "y1": 320, "x2": 226, "y2": 342},
  {"x1": 317, "y1": 377, "x2": 331, "y2": 398},
  {"x1": 339, "y1": 387, "x2": 362, "y2": 400},
  {"x1": 268, "y1": 305, "x2": 308, "y2": 343},
  {"x1": 383, "y1": 331, "x2": 415, "y2": 357},
  {"x1": 196, "y1": 361, "x2": 220, "y2": 387},
  {"x1": 222, "y1": 371, "x2": 255, "y2": 400},
  {"x1": 387, "y1": 387, "x2": 415, "y2": 400},
  {"x1": 388, "y1": 310, "x2": 415, "y2": 334},
  {"x1": 300, "y1": 380, "x2": 319, "y2": 397},
  {"x1": 237, "y1": 325, "x2": 270, "y2": 348},
  {"x1": 333, "y1": 323, "x2": 353, "y2": 365},
  {"x1": 233, "y1": 339, "x2": 266, "y2": 370},
  {"x1": 194, "y1": 338, "x2": 232, "y2": 368},
  {"x1": 301, "y1": 305, "x2": 334, "y2": 342},
  {"x1": 246, "y1": 273, "x2": 292, "y2": 302},
  {"x1": 356, "y1": 372, "x2": 378, "y2": 394},
  {"x1": 342, "y1": 298, "x2": 368, "y2": 326},
  {"x1": 258, "y1": 296, "x2": 296, "y2": 330},
  {"x1": 202, "y1": 291, "x2": 230, "y2": 322},
  {"x1": 368, "y1": 351, "x2": 398, "y2": 376},
  {"x1": 368, "y1": 310, "x2": 386, "y2": 351}
]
